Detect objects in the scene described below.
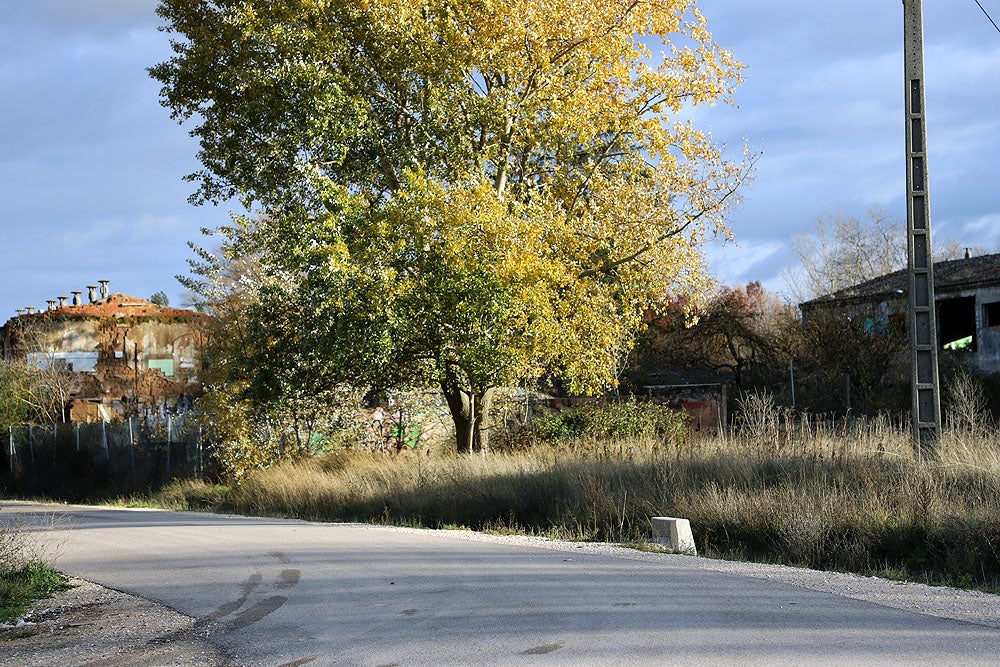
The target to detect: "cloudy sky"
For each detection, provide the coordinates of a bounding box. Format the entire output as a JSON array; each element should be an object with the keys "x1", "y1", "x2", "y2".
[{"x1": 2, "y1": 0, "x2": 999, "y2": 320}]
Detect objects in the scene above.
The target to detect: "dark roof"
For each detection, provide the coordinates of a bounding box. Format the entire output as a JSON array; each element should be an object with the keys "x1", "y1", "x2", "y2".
[{"x1": 800, "y1": 252, "x2": 1000, "y2": 310}]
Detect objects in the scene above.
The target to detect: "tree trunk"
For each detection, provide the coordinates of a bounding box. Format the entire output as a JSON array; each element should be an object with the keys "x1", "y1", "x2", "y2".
[{"x1": 442, "y1": 386, "x2": 494, "y2": 453}]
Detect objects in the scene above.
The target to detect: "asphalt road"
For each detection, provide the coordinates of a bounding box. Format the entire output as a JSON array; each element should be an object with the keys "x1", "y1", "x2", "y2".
[{"x1": 3, "y1": 501, "x2": 999, "y2": 666}]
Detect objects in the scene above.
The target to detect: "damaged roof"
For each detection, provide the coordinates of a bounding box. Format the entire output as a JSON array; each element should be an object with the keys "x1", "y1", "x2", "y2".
[
  {"x1": 13, "y1": 293, "x2": 204, "y2": 321},
  {"x1": 800, "y1": 252, "x2": 1000, "y2": 311}
]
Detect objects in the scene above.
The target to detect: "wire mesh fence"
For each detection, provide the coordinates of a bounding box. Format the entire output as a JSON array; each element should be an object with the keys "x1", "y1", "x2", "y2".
[{"x1": 2, "y1": 413, "x2": 203, "y2": 498}]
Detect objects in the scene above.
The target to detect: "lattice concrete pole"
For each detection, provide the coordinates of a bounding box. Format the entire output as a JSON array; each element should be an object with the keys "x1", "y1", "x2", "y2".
[{"x1": 903, "y1": 0, "x2": 942, "y2": 456}]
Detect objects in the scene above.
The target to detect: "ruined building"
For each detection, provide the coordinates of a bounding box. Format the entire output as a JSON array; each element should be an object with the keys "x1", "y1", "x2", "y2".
[
  {"x1": 1, "y1": 281, "x2": 207, "y2": 421},
  {"x1": 799, "y1": 252, "x2": 1000, "y2": 375}
]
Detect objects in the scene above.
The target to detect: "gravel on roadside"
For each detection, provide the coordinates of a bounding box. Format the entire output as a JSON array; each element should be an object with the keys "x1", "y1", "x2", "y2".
[{"x1": 0, "y1": 577, "x2": 229, "y2": 667}]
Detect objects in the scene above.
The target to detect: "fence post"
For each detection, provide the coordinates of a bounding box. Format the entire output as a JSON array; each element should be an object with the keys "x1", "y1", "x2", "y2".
[
  {"x1": 28, "y1": 425, "x2": 36, "y2": 472},
  {"x1": 197, "y1": 426, "x2": 203, "y2": 479},
  {"x1": 7, "y1": 425, "x2": 14, "y2": 467},
  {"x1": 52, "y1": 423, "x2": 58, "y2": 465},
  {"x1": 75, "y1": 422, "x2": 80, "y2": 452},
  {"x1": 166, "y1": 414, "x2": 172, "y2": 477},
  {"x1": 720, "y1": 383, "x2": 729, "y2": 438},
  {"x1": 101, "y1": 420, "x2": 109, "y2": 460},
  {"x1": 128, "y1": 417, "x2": 136, "y2": 475}
]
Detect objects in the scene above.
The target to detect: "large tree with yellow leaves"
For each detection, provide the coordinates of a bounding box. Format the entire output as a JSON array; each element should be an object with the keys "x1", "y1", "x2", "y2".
[{"x1": 153, "y1": 0, "x2": 751, "y2": 452}]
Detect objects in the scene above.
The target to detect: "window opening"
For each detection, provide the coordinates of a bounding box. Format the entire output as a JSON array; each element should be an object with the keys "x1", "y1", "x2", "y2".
[
  {"x1": 938, "y1": 297, "x2": 977, "y2": 352},
  {"x1": 984, "y1": 301, "x2": 1000, "y2": 328},
  {"x1": 147, "y1": 358, "x2": 175, "y2": 377}
]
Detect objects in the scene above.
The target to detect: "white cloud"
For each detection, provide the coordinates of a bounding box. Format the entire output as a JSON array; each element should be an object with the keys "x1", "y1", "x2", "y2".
[
  {"x1": 784, "y1": 51, "x2": 898, "y2": 102},
  {"x1": 705, "y1": 239, "x2": 785, "y2": 284},
  {"x1": 962, "y1": 213, "x2": 1000, "y2": 238},
  {"x1": 927, "y1": 43, "x2": 1000, "y2": 94},
  {"x1": 0, "y1": 0, "x2": 158, "y2": 39},
  {"x1": 55, "y1": 215, "x2": 185, "y2": 248}
]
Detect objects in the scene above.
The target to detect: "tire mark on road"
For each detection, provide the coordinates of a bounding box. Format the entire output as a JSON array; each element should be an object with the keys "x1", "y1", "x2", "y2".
[
  {"x1": 229, "y1": 595, "x2": 289, "y2": 630},
  {"x1": 276, "y1": 658, "x2": 317, "y2": 667},
  {"x1": 520, "y1": 642, "x2": 564, "y2": 655},
  {"x1": 198, "y1": 572, "x2": 263, "y2": 624},
  {"x1": 197, "y1": 558, "x2": 301, "y2": 631},
  {"x1": 273, "y1": 568, "x2": 301, "y2": 590}
]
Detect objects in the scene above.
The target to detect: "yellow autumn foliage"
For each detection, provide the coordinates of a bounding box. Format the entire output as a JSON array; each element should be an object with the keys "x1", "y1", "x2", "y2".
[{"x1": 155, "y1": 0, "x2": 753, "y2": 450}]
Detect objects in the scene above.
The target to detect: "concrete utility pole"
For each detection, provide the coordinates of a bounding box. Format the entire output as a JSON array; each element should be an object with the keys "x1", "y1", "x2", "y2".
[{"x1": 903, "y1": 0, "x2": 942, "y2": 456}]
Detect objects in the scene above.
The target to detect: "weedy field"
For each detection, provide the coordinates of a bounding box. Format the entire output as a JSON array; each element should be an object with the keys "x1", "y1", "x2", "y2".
[
  {"x1": 151, "y1": 397, "x2": 1000, "y2": 594},
  {"x1": 0, "y1": 520, "x2": 67, "y2": 620}
]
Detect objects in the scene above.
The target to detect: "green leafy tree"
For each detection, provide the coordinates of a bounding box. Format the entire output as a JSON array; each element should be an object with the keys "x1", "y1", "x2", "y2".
[
  {"x1": 153, "y1": 0, "x2": 753, "y2": 451},
  {"x1": 179, "y1": 242, "x2": 360, "y2": 472},
  {"x1": 149, "y1": 291, "x2": 170, "y2": 307}
]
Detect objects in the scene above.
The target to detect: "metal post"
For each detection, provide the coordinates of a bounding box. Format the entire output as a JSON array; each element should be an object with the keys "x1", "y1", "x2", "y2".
[
  {"x1": 128, "y1": 416, "x2": 136, "y2": 474},
  {"x1": 468, "y1": 393, "x2": 475, "y2": 455},
  {"x1": 903, "y1": 0, "x2": 942, "y2": 457},
  {"x1": 789, "y1": 359, "x2": 796, "y2": 410},
  {"x1": 75, "y1": 422, "x2": 80, "y2": 452},
  {"x1": 101, "y1": 420, "x2": 110, "y2": 460},
  {"x1": 28, "y1": 425, "x2": 35, "y2": 472},
  {"x1": 844, "y1": 373, "x2": 851, "y2": 413},
  {"x1": 166, "y1": 414, "x2": 172, "y2": 477},
  {"x1": 720, "y1": 383, "x2": 729, "y2": 438}
]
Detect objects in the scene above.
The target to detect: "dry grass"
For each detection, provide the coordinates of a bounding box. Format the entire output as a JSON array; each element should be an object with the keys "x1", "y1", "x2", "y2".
[
  {"x1": 156, "y1": 414, "x2": 1000, "y2": 592},
  {"x1": 0, "y1": 520, "x2": 68, "y2": 619}
]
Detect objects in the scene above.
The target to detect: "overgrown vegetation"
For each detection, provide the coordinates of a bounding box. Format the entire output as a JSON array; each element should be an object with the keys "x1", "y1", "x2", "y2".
[
  {"x1": 139, "y1": 398, "x2": 1000, "y2": 594},
  {"x1": 0, "y1": 358, "x2": 72, "y2": 430},
  {"x1": 0, "y1": 521, "x2": 67, "y2": 620},
  {"x1": 510, "y1": 400, "x2": 690, "y2": 445}
]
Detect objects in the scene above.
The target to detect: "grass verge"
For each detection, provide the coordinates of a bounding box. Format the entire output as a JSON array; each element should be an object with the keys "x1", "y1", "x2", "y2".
[
  {"x1": 147, "y1": 420, "x2": 1000, "y2": 594},
  {"x1": 0, "y1": 521, "x2": 69, "y2": 620}
]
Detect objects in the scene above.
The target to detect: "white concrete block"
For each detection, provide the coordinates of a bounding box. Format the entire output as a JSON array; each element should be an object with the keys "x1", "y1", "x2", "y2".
[{"x1": 650, "y1": 516, "x2": 697, "y2": 555}]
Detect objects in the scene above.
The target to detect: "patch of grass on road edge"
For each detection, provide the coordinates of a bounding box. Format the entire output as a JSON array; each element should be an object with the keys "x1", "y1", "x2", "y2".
[{"x1": 0, "y1": 521, "x2": 69, "y2": 621}]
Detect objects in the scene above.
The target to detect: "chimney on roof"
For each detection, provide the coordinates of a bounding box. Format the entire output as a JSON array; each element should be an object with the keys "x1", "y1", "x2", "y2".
[
  {"x1": 15, "y1": 308, "x2": 25, "y2": 316},
  {"x1": 965, "y1": 247, "x2": 973, "y2": 259},
  {"x1": 87, "y1": 285, "x2": 99, "y2": 303},
  {"x1": 47, "y1": 299, "x2": 57, "y2": 312},
  {"x1": 71, "y1": 291, "x2": 82, "y2": 306},
  {"x1": 99, "y1": 279, "x2": 109, "y2": 299},
  {"x1": 25, "y1": 306, "x2": 36, "y2": 314},
  {"x1": 58, "y1": 296, "x2": 68, "y2": 308}
]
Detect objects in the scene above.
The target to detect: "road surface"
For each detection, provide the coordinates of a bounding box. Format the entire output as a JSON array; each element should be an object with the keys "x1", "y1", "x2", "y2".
[{"x1": 3, "y1": 501, "x2": 999, "y2": 666}]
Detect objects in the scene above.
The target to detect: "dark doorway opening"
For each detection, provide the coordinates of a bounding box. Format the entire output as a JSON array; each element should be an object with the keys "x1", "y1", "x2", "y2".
[{"x1": 938, "y1": 296, "x2": 977, "y2": 351}]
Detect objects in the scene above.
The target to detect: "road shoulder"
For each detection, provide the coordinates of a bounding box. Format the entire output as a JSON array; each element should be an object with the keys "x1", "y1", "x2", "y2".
[{"x1": 0, "y1": 577, "x2": 228, "y2": 667}]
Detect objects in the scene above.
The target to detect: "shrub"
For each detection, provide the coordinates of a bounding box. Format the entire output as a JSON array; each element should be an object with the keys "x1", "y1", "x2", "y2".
[
  {"x1": 511, "y1": 400, "x2": 688, "y2": 446},
  {"x1": 0, "y1": 521, "x2": 68, "y2": 620}
]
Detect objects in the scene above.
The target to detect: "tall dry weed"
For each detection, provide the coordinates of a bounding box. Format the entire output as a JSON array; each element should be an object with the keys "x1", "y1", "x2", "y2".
[
  {"x1": 945, "y1": 370, "x2": 993, "y2": 439},
  {"x1": 156, "y1": 398, "x2": 1000, "y2": 591}
]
